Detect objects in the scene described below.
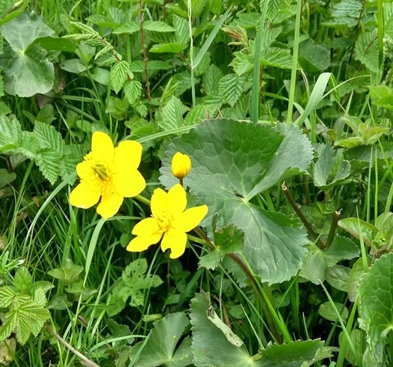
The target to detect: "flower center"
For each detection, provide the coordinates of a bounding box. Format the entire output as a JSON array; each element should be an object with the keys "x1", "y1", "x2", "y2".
[
  {"x1": 156, "y1": 211, "x2": 173, "y2": 232},
  {"x1": 85, "y1": 153, "x2": 111, "y2": 182}
]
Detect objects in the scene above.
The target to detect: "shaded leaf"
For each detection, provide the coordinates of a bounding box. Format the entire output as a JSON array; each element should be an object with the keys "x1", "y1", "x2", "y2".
[{"x1": 134, "y1": 313, "x2": 192, "y2": 367}]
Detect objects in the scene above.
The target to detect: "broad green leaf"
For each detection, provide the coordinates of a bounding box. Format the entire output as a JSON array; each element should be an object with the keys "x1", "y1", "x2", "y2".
[
  {"x1": 113, "y1": 22, "x2": 140, "y2": 35},
  {"x1": 108, "y1": 259, "x2": 163, "y2": 315},
  {"x1": 149, "y1": 42, "x2": 186, "y2": 53},
  {"x1": 160, "y1": 120, "x2": 313, "y2": 284},
  {"x1": 348, "y1": 258, "x2": 370, "y2": 302},
  {"x1": 158, "y1": 96, "x2": 189, "y2": 131},
  {"x1": 134, "y1": 313, "x2": 192, "y2": 367},
  {"x1": 86, "y1": 14, "x2": 117, "y2": 28},
  {"x1": 110, "y1": 60, "x2": 130, "y2": 94},
  {"x1": 191, "y1": 292, "x2": 327, "y2": 366},
  {"x1": 0, "y1": 286, "x2": 17, "y2": 308},
  {"x1": 0, "y1": 12, "x2": 54, "y2": 52},
  {"x1": 231, "y1": 52, "x2": 253, "y2": 76},
  {"x1": 331, "y1": 0, "x2": 362, "y2": 18},
  {"x1": 184, "y1": 104, "x2": 219, "y2": 125},
  {"x1": 300, "y1": 236, "x2": 359, "y2": 284},
  {"x1": 260, "y1": 48, "x2": 293, "y2": 69},
  {"x1": 59, "y1": 59, "x2": 86, "y2": 73},
  {"x1": 299, "y1": 39, "x2": 330, "y2": 73},
  {"x1": 325, "y1": 265, "x2": 351, "y2": 292},
  {"x1": 0, "y1": 12, "x2": 55, "y2": 97},
  {"x1": 0, "y1": 292, "x2": 50, "y2": 345},
  {"x1": 31, "y1": 36, "x2": 76, "y2": 52},
  {"x1": 338, "y1": 218, "x2": 378, "y2": 246},
  {"x1": 173, "y1": 15, "x2": 189, "y2": 46},
  {"x1": 0, "y1": 169, "x2": 16, "y2": 188},
  {"x1": 13, "y1": 267, "x2": 33, "y2": 294},
  {"x1": 219, "y1": 74, "x2": 247, "y2": 107},
  {"x1": 199, "y1": 221, "x2": 244, "y2": 270},
  {"x1": 36, "y1": 104, "x2": 54, "y2": 125},
  {"x1": 202, "y1": 64, "x2": 222, "y2": 94},
  {"x1": 48, "y1": 258, "x2": 83, "y2": 284},
  {"x1": 234, "y1": 13, "x2": 260, "y2": 29},
  {"x1": 123, "y1": 80, "x2": 142, "y2": 105},
  {"x1": 312, "y1": 144, "x2": 351, "y2": 189},
  {"x1": 33, "y1": 122, "x2": 64, "y2": 184},
  {"x1": 0, "y1": 114, "x2": 21, "y2": 152},
  {"x1": 144, "y1": 21, "x2": 175, "y2": 32},
  {"x1": 369, "y1": 85, "x2": 391, "y2": 100},
  {"x1": 318, "y1": 302, "x2": 348, "y2": 322},
  {"x1": 355, "y1": 29, "x2": 379, "y2": 73},
  {"x1": 359, "y1": 253, "x2": 393, "y2": 361}
]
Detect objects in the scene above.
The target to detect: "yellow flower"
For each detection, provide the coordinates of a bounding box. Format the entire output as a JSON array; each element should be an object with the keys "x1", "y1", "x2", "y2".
[
  {"x1": 70, "y1": 131, "x2": 146, "y2": 219},
  {"x1": 171, "y1": 152, "x2": 191, "y2": 180},
  {"x1": 126, "y1": 184, "x2": 208, "y2": 259}
]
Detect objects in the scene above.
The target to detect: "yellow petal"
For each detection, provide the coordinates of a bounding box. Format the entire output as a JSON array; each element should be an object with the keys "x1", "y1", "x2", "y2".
[
  {"x1": 171, "y1": 152, "x2": 191, "y2": 179},
  {"x1": 126, "y1": 236, "x2": 157, "y2": 253},
  {"x1": 114, "y1": 140, "x2": 143, "y2": 171},
  {"x1": 91, "y1": 131, "x2": 114, "y2": 161},
  {"x1": 96, "y1": 187, "x2": 123, "y2": 219},
  {"x1": 132, "y1": 217, "x2": 162, "y2": 238},
  {"x1": 151, "y1": 188, "x2": 168, "y2": 217},
  {"x1": 172, "y1": 205, "x2": 208, "y2": 232},
  {"x1": 161, "y1": 228, "x2": 187, "y2": 259},
  {"x1": 76, "y1": 161, "x2": 93, "y2": 180},
  {"x1": 70, "y1": 182, "x2": 101, "y2": 209},
  {"x1": 167, "y1": 184, "x2": 187, "y2": 217},
  {"x1": 113, "y1": 169, "x2": 146, "y2": 198}
]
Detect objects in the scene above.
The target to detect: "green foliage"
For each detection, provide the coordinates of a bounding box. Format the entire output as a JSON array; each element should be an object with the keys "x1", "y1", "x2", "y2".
[
  {"x1": 190, "y1": 292, "x2": 329, "y2": 366},
  {"x1": 107, "y1": 258, "x2": 163, "y2": 316},
  {"x1": 0, "y1": 0, "x2": 392, "y2": 365},
  {"x1": 0, "y1": 267, "x2": 51, "y2": 345},
  {"x1": 0, "y1": 12, "x2": 55, "y2": 97},
  {"x1": 359, "y1": 253, "x2": 393, "y2": 364},
  {"x1": 160, "y1": 119, "x2": 313, "y2": 284},
  {"x1": 133, "y1": 313, "x2": 192, "y2": 367}
]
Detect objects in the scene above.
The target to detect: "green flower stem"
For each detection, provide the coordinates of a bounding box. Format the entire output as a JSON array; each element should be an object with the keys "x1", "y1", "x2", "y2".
[
  {"x1": 282, "y1": 182, "x2": 325, "y2": 249},
  {"x1": 228, "y1": 253, "x2": 283, "y2": 343},
  {"x1": 187, "y1": 233, "x2": 212, "y2": 247},
  {"x1": 134, "y1": 194, "x2": 151, "y2": 207},
  {"x1": 194, "y1": 227, "x2": 216, "y2": 250},
  {"x1": 325, "y1": 210, "x2": 341, "y2": 249}
]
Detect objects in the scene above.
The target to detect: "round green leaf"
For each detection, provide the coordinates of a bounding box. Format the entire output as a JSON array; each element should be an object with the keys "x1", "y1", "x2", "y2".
[
  {"x1": 160, "y1": 119, "x2": 313, "y2": 284},
  {"x1": 359, "y1": 253, "x2": 393, "y2": 359}
]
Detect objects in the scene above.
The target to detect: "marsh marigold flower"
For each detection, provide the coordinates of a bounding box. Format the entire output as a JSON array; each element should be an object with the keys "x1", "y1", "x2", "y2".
[
  {"x1": 127, "y1": 184, "x2": 208, "y2": 259},
  {"x1": 171, "y1": 152, "x2": 191, "y2": 180},
  {"x1": 70, "y1": 131, "x2": 146, "y2": 219}
]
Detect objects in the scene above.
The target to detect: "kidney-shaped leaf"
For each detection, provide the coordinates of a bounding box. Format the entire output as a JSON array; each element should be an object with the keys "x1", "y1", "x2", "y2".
[
  {"x1": 0, "y1": 12, "x2": 54, "y2": 97},
  {"x1": 160, "y1": 119, "x2": 313, "y2": 284}
]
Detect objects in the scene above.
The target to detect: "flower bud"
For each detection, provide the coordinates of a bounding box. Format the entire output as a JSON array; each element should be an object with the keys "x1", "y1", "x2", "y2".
[{"x1": 171, "y1": 152, "x2": 191, "y2": 180}]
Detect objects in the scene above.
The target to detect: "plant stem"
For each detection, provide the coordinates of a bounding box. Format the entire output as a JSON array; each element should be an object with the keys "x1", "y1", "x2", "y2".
[
  {"x1": 227, "y1": 253, "x2": 283, "y2": 343},
  {"x1": 287, "y1": 0, "x2": 302, "y2": 122},
  {"x1": 46, "y1": 325, "x2": 101, "y2": 367},
  {"x1": 325, "y1": 210, "x2": 341, "y2": 248},
  {"x1": 282, "y1": 182, "x2": 324, "y2": 249},
  {"x1": 139, "y1": 0, "x2": 152, "y2": 119},
  {"x1": 134, "y1": 194, "x2": 151, "y2": 207}
]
